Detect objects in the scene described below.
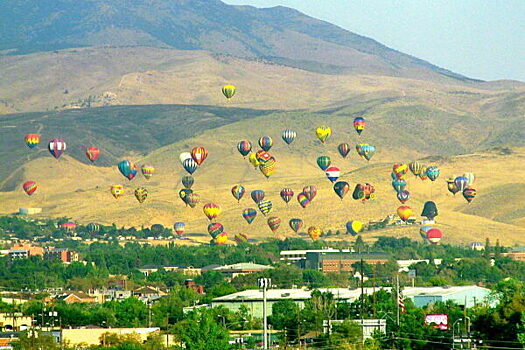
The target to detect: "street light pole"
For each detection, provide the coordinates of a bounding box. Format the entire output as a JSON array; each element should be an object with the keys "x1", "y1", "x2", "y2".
[{"x1": 258, "y1": 278, "x2": 271, "y2": 350}]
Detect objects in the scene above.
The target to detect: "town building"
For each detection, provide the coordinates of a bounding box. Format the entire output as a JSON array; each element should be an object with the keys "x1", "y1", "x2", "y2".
[
  {"x1": 8, "y1": 244, "x2": 44, "y2": 259},
  {"x1": 202, "y1": 262, "x2": 273, "y2": 279},
  {"x1": 302, "y1": 251, "x2": 392, "y2": 273},
  {"x1": 44, "y1": 248, "x2": 79, "y2": 263},
  {"x1": 138, "y1": 265, "x2": 201, "y2": 276},
  {"x1": 0, "y1": 313, "x2": 32, "y2": 331},
  {"x1": 60, "y1": 327, "x2": 163, "y2": 347},
  {"x1": 57, "y1": 292, "x2": 98, "y2": 304},
  {"x1": 280, "y1": 249, "x2": 353, "y2": 262},
  {"x1": 132, "y1": 286, "x2": 167, "y2": 303},
  {"x1": 211, "y1": 285, "x2": 492, "y2": 318}
]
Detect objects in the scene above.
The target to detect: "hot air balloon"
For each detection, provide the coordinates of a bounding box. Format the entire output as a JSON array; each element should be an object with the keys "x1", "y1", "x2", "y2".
[
  {"x1": 397, "y1": 190, "x2": 410, "y2": 204},
  {"x1": 346, "y1": 220, "x2": 363, "y2": 236},
  {"x1": 87, "y1": 223, "x2": 100, "y2": 235},
  {"x1": 191, "y1": 147, "x2": 208, "y2": 166},
  {"x1": 392, "y1": 164, "x2": 409, "y2": 180},
  {"x1": 470, "y1": 242, "x2": 484, "y2": 251},
  {"x1": 86, "y1": 147, "x2": 100, "y2": 163},
  {"x1": 464, "y1": 172, "x2": 475, "y2": 186},
  {"x1": 267, "y1": 217, "x2": 281, "y2": 233},
  {"x1": 409, "y1": 161, "x2": 423, "y2": 177},
  {"x1": 134, "y1": 187, "x2": 148, "y2": 203},
  {"x1": 317, "y1": 156, "x2": 331, "y2": 171},
  {"x1": 259, "y1": 157, "x2": 276, "y2": 178},
  {"x1": 141, "y1": 165, "x2": 155, "y2": 180},
  {"x1": 118, "y1": 160, "x2": 138, "y2": 181},
  {"x1": 426, "y1": 166, "x2": 440, "y2": 182},
  {"x1": 258, "y1": 136, "x2": 273, "y2": 152},
  {"x1": 297, "y1": 192, "x2": 311, "y2": 208},
  {"x1": 186, "y1": 193, "x2": 200, "y2": 208},
  {"x1": 258, "y1": 200, "x2": 273, "y2": 216},
  {"x1": 352, "y1": 183, "x2": 376, "y2": 202},
  {"x1": 255, "y1": 150, "x2": 271, "y2": 164},
  {"x1": 208, "y1": 222, "x2": 224, "y2": 239},
  {"x1": 426, "y1": 228, "x2": 442, "y2": 244},
  {"x1": 242, "y1": 208, "x2": 257, "y2": 224},
  {"x1": 447, "y1": 177, "x2": 459, "y2": 195},
  {"x1": 361, "y1": 144, "x2": 376, "y2": 161},
  {"x1": 282, "y1": 129, "x2": 297, "y2": 145},
  {"x1": 391, "y1": 179, "x2": 407, "y2": 193},
  {"x1": 303, "y1": 185, "x2": 317, "y2": 201},
  {"x1": 203, "y1": 203, "x2": 221, "y2": 221},
  {"x1": 248, "y1": 152, "x2": 260, "y2": 168},
  {"x1": 214, "y1": 232, "x2": 229, "y2": 245},
  {"x1": 338, "y1": 143, "x2": 350, "y2": 158},
  {"x1": 179, "y1": 152, "x2": 192, "y2": 164},
  {"x1": 315, "y1": 126, "x2": 331, "y2": 144},
  {"x1": 463, "y1": 187, "x2": 476, "y2": 203},
  {"x1": 353, "y1": 117, "x2": 366, "y2": 135},
  {"x1": 251, "y1": 190, "x2": 265, "y2": 204},
  {"x1": 182, "y1": 175, "x2": 194, "y2": 189},
  {"x1": 419, "y1": 166, "x2": 429, "y2": 181},
  {"x1": 179, "y1": 189, "x2": 193, "y2": 206},
  {"x1": 237, "y1": 141, "x2": 252, "y2": 157},
  {"x1": 333, "y1": 181, "x2": 350, "y2": 199},
  {"x1": 22, "y1": 181, "x2": 37, "y2": 196},
  {"x1": 289, "y1": 218, "x2": 303, "y2": 233},
  {"x1": 48, "y1": 139, "x2": 67, "y2": 159},
  {"x1": 280, "y1": 188, "x2": 294, "y2": 204},
  {"x1": 308, "y1": 226, "x2": 323, "y2": 241},
  {"x1": 234, "y1": 233, "x2": 249, "y2": 244},
  {"x1": 325, "y1": 167, "x2": 340, "y2": 183},
  {"x1": 174, "y1": 222, "x2": 185, "y2": 236},
  {"x1": 454, "y1": 176, "x2": 469, "y2": 193},
  {"x1": 231, "y1": 185, "x2": 245, "y2": 202},
  {"x1": 222, "y1": 85, "x2": 236, "y2": 99},
  {"x1": 60, "y1": 222, "x2": 77, "y2": 232},
  {"x1": 110, "y1": 185, "x2": 125, "y2": 199},
  {"x1": 419, "y1": 226, "x2": 432, "y2": 240},
  {"x1": 24, "y1": 134, "x2": 40, "y2": 149},
  {"x1": 397, "y1": 206, "x2": 413, "y2": 222},
  {"x1": 182, "y1": 158, "x2": 198, "y2": 175},
  {"x1": 421, "y1": 201, "x2": 438, "y2": 220}
]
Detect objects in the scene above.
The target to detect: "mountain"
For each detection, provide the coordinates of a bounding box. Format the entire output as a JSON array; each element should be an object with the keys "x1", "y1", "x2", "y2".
[{"x1": 0, "y1": 0, "x2": 471, "y2": 81}]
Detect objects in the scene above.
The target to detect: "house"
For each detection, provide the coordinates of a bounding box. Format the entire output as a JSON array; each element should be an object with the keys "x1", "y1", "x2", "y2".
[
  {"x1": 138, "y1": 265, "x2": 201, "y2": 276},
  {"x1": 0, "y1": 313, "x2": 32, "y2": 331},
  {"x1": 58, "y1": 292, "x2": 97, "y2": 304},
  {"x1": 132, "y1": 286, "x2": 167, "y2": 303}
]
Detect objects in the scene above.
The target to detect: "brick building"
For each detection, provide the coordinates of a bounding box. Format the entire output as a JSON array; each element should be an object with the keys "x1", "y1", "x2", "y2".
[
  {"x1": 301, "y1": 251, "x2": 391, "y2": 273},
  {"x1": 44, "y1": 248, "x2": 79, "y2": 263}
]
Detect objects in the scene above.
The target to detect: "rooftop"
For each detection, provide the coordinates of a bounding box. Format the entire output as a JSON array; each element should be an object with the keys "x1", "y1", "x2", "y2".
[
  {"x1": 212, "y1": 286, "x2": 490, "y2": 302},
  {"x1": 212, "y1": 263, "x2": 273, "y2": 271}
]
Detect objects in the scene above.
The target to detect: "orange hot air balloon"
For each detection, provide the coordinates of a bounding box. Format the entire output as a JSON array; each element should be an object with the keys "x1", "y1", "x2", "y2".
[
  {"x1": 86, "y1": 147, "x2": 100, "y2": 163},
  {"x1": 191, "y1": 147, "x2": 208, "y2": 165},
  {"x1": 308, "y1": 226, "x2": 323, "y2": 241},
  {"x1": 397, "y1": 206, "x2": 413, "y2": 222}
]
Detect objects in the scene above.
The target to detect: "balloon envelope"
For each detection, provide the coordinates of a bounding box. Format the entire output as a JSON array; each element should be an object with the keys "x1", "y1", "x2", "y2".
[
  {"x1": 86, "y1": 147, "x2": 100, "y2": 162},
  {"x1": 22, "y1": 181, "x2": 37, "y2": 196}
]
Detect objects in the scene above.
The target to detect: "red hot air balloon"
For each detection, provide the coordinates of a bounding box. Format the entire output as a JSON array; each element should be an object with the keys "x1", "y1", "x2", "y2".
[
  {"x1": 426, "y1": 228, "x2": 443, "y2": 244},
  {"x1": 86, "y1": 147, "x2": 100, "y2": 163},
  {"x1": 22, "y1": 181, "x2": 37, "y2": 196}
]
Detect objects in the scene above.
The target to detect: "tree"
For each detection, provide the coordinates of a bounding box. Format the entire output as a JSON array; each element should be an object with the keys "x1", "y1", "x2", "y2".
[
  {"x1": 303, "y1": 269, "x2": 329, "y2": 288},
  {"x1": 321, "y1": 320, "x2": 362, "y2": 349},
  {"x1": 12, "y1": 331, "x2": 61, "y2": 350},
  {"x1": 172, "y1": 309, "x2": 232, "y2": 350}
]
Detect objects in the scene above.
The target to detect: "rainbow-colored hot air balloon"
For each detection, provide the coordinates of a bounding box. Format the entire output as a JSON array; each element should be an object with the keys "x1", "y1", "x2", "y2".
[
  {"x1": 338, "y1": 143, "x2": 350, "y2": 158},
  {"x1": 267, "y1": 217, "x2": 281, "y2": 233},
  {"x1": 22, "y1": 181, "x2": 37, "y2": 196},
  {"x1": 203, "y1": 203, "x2": 221, "y2": 221},
  {"x1": 242, "y1": 208, "x2": 257, "y2": 224},
  {"x1": 174, "y1": 222, "x2": 185, "y2": 236},
  {"x1": 237, "y1": 140, "x2": 252, "y2": 157},
  {"x1": 289, "y1": 218, "x2": 303, "y2": 233},
  {"x1": 141, "y1": 165, "x2": 155, "y2": 180},
  {"x1": 297, "y1": 192, "x2": 311, "y2": 208},
  {"x1": 258, "y1": 136, "x2": 274, "y2": 152},
  {"x1": 231, "y1": 185, "x2": 245, "y2": 202},
  {"x1": 24, "y1": 134, "x2": 40, "y2": 149},
  {"x1": 353, "y1": 117, "x2": 366, "y2": 135}
]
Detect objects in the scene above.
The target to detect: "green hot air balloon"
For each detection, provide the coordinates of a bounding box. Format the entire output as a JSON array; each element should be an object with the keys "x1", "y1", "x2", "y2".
[{"x1": 317, "y1": 156, "x2": 331, "y2": 171}]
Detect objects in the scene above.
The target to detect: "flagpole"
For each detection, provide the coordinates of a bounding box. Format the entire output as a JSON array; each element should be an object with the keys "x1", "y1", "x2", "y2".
[{"x1": 396, "y1": 274, "x2": 400, "y2": 326}]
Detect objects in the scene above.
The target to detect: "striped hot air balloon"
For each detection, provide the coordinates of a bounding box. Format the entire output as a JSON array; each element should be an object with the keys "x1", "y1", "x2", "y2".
[
  {"x1": 48, "y1": 139, "x2": 67, "y2": 159},
  {"x1": 281, "y1": 129, "x2": 297, "y2": 145},
  {"x1": 258, "y1": 200, "x2": 273, "y2": 216},
  {"x1": 222, "y1": 85, "x2": 236, "y2": 99},
  {"x1": 22, "y1": 181, "x2": 37, "y2": 196}
]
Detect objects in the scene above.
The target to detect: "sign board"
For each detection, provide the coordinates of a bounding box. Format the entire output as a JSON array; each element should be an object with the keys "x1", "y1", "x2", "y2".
[
  {"x1": 408, "y1": 270, "x2": 416, "y2": 278},
  {"x1": 425, "y1": 314, "x2": 448, "y2": 330}
]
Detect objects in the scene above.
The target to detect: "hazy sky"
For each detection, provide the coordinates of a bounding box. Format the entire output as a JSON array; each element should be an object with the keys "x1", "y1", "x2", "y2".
[{"x1": 223, "y1": 0, "x2": 525, "y2": 82}]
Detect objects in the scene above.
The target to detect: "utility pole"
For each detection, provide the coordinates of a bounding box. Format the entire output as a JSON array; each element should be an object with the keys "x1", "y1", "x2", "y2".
[
  {"x1": 360, "y1": 258, "x2": 365, "y2": 326},
  {"x1": 396, "y1": 275, "x2": 400, "y2": 327},
  {"x1": 258, "y1": 278, "x2": 271, "y2": 350},
  {"x1": 372, "y1": 263, "x2": 377, "y2": 318}
]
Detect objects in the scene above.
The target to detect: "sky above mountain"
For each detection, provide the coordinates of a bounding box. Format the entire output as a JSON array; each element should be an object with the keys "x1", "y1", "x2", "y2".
[{"x1": 225, "y1": 0, "x2": 525, "y2": 82}]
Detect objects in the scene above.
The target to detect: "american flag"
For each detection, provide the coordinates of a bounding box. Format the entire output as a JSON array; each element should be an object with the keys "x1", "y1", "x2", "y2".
[{"x1": 398, "y1": 291, "x2": 406, "y2": 313}]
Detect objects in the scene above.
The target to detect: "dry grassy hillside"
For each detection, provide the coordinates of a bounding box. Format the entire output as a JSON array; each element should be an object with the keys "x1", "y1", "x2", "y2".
[
  {"x1": 1, "y1": 47, "x2": 522, "y2": 114},
  {"x1": 1, "y1": 113, "x2": 524, "y2": 246}
]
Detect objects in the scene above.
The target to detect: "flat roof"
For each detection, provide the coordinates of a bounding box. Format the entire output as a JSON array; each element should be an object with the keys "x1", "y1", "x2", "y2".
[
  {"x1": 213, "y1": 263, "x2": 273, "y2": 271},
  {"x1": 212, "y1": 286, "x2": 489, "y2": 302}
]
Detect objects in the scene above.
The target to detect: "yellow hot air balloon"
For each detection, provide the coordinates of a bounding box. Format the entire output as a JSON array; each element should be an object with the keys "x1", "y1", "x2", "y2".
[
  {"x1": 248, "y1": 152, "x2": 261, "y2": 169},
  {"x1": 215, "y1": 232, "x2": 228, "y2": 245},
  {"x1": 203, "y1": 203, "x2": 222, "y2": 221},
  {"x1": 308, "y1": 226, "x2": 323, "y2": 241},
  {"x1": 110, "y1": 185, "x2": 125, "y2": 199},
  {"x1": 222, "y1": 85, "x2": 236, "y2": 99},
  {"x1": 315, "y1": 126, "x2": 332, "y2": 144},
  {"x1": 397, "y1": 206, "x2": 413, "y2": 222},
  {"x1": 259, "y1": 158, "x2": 276, "y2": 178}
]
